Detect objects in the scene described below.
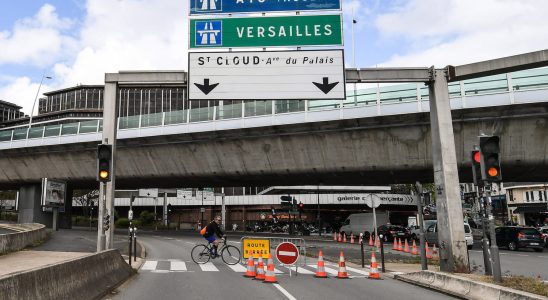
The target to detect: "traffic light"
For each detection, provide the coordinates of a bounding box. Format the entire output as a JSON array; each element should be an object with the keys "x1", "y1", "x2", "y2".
[
  {"x1": 479, "y1": 136, "x2": 502, "y2": 182},
  {"x1": 280, "y1": 195, "x2": 292, "y2": 207},
  {"x1": 104, "y1": 214, "x2": 110, "y2": 231},
  {"x1": 298, "y1": 202, "x2": 304, "y2": 213},
  {"x1": 97, "y1": 144, "x2": 112, "y2": 182},
  {"x1": 470, "y1": 149, "x2": 483, "y2": 187},
  {"x1": 167, "y1": 204, "x2": 172, "y2": 213}
]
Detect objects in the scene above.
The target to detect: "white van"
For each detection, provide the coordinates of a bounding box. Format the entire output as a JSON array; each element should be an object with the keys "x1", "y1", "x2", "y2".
[{"x1": 339, "y1": 212, "x2": 390, "y2": 239}]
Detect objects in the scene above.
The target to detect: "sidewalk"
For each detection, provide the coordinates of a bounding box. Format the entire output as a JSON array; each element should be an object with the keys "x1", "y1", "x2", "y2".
[{"x1": 0, "y1": 251, "x2": 89, "y2": 277}]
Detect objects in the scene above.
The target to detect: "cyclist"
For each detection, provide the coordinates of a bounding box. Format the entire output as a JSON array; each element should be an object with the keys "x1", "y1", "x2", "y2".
[{"x1": 200, "y1": 215, "x2": 225, "y2": 257}]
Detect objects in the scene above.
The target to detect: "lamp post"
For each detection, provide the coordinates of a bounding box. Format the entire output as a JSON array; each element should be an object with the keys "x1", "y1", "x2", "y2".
[{"x1": 28, "y1": 74, "x2": 52, "y2": 131}]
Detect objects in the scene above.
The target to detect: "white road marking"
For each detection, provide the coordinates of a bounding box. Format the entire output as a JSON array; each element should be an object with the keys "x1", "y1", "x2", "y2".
[
  {"x1": 228, "y1": 241, "x2": 241, "y2": 244},
  {"x1": 391, "y1": 272, "x2": 405, "y2": 275},
  {"x1": 516, "y1": 254, "x2": 529, "y2": 257},
  {"x1": 151, "y1": 270, "x2": 170, "y2": 273},
  {"x1": 199, "y1": 262, "x2": 219, "y2": 272},
  {"x1": 273, "y1": 284, "x2": 297, "y2": 300},
  {"x1": 141, "y1": 261, "x2": 158, "y2": 271},
  {"x1": 227, "y1": 264, "x2": 247, "y2": 272},
  {"x1": 308, "y1": 265, "x2": 338, "y2": 276},
  {"x1": 343, "y1": 266, "x2": 370, "y2": 276},
  {"x1": 287, "y1": 266, "x2": 315, "y2": 275},
  {"x1": 170, "y1": 261, "x2": 187, "y2": 271}
]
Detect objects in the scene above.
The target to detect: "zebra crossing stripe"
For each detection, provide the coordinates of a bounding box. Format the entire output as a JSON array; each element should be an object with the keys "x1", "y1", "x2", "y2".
[
  {"x1": 308, "y1": 264, "x2": 338, "y2": 276},
  {"x1": 142, "y1": 261, "x2": 158, "y2": 271},
  {"x1": 170, "y1": 261, "x2": 187, "y2": 271},
  {"x1": 227, "y1": 264, "x2": 247, "y2": 272},
  {"x1": 287, "y1": 266, "x2": 315, "y2": 275},
  {"x1": 199, "y1": 262, "x2": 219, "y2": 272}
]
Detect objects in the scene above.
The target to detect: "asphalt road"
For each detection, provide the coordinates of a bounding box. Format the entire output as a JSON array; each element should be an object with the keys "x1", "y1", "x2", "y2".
[{"x1": 105, "y1": 231, "x2": 456, "y2": 300}]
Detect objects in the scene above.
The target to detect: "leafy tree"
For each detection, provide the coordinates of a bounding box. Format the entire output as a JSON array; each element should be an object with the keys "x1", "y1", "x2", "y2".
[{"x1": 72, "y1": 190, "x2": 99, "y2": 217}]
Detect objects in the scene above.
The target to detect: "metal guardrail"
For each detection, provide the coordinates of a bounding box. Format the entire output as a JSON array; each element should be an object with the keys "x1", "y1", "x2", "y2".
[{"x1": 239, "y1": 236, "x2": 307, "y2": 268}]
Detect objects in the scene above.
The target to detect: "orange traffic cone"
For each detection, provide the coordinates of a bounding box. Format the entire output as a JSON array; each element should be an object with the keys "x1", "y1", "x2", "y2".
[
  {"x1": 403, "y1": 239, "x2": 410, "y2": 253},
  {"x1": 333, "y1": 232, "x2": 337, "y2": 241},
  {"x1": 343, "y1": 233, "x2": 347, "y2": 243},
  {"x1": 397, "y1": 238, "x2": 403, "y2": 251},
  {"x1": 263, "y1": 253, "x2": 278, "y2": 283},
  {"x1": 368, "y1": 252, "x2": 381, "y2": 279},
  {"x1": 350, "y1": 234, "x2": 355, "y2": 244},
  {"x1": 411, "y1": 240, "x2": 418, "y2": 255},
  {"x1": 337, "y1": 251, "x2": 348, "y2": 279},
  {"x1": 315, "y1": 250, "x2": 328, "y2": 278},
  {"x1": 375, "y1": 236, "x2": 381, "y2": 248},
  {"x1": 244, "y1": 251, "x2": 256, "y2": 278},
  {"x1": 338, "y1": 232, "x2": 342, "y2": 242},
  {"x1": 369, "y1": 235, "x2": 373, "y2": 247},
  {"x1": 426, "y1": 242, "x2": 433, "y2": 259},
  {"x1": 393, "y1": 237, "x2": 398, "y2": 251},
  {"x1": 255, "y1": 255, "x2": 266, "y2": 280}
]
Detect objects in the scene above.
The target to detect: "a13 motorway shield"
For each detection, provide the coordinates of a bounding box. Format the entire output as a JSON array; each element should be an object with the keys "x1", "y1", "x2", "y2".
[{"x1": 188, "y1": 49, "x2": 345, "y2": 100}]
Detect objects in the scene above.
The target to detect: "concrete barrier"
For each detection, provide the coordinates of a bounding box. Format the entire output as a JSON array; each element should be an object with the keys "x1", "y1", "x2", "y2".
[
  {"x1": 0, "y1": 223, "x2": 47, "y2": 254},
  {"x1": 0, "y1": 249, "x2": 133, "y2": 300},
  {"x1": 395, "y1": 270, "x2": 547, "y2": 300}
]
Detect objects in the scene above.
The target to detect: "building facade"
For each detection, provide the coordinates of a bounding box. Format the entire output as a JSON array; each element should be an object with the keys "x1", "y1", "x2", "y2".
[
  {"x1": 0, "y1": 100, "x2": 24, "y2": 124},
  {"x1": 506, "y1": 184, "x2": 548, "y2": 226}
]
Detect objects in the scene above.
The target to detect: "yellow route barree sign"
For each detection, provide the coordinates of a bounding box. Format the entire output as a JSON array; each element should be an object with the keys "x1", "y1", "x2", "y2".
[{"x1": 242, "y1": 239, "x2": 270, "y2": 258}]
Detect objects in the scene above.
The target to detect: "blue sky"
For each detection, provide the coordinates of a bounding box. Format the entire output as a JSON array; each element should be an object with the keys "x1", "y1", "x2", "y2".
[{"x1": 1, "y1": 0, "x2": 548, "y2": 114}]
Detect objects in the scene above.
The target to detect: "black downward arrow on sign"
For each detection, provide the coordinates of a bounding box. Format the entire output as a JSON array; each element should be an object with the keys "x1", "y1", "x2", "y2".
[
  {"x1": 312, "y1": 77, "x2": 339, "y2": 94},
  {"x1": 194, "y1": 79, "x2": 219, "y2": 95}
]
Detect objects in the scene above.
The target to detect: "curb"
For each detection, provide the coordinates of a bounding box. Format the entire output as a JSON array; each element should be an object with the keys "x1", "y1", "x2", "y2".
[{"x1": 394, "y1": 271, "x2": 548, "y2": 300}]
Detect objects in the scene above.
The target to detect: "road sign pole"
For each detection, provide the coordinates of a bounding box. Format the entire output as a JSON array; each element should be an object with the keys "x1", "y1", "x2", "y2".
[
  {"x1": 478, "y1": 187, "x2": 493, "y2": 275},
  {"x1": 485, "y1": 187, "x2": 502, "y2": 282},
  {"x1": 102, "y1": 81, "x2": 118, "y2": 250},
  {"x1": 414, "y1": 182, "x2": 428, "y2": 271}
]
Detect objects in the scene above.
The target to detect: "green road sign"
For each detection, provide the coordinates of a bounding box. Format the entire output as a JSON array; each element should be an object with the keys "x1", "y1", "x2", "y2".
[{"x1": 190, "y1": 14, "x2": 342, "y2": 49}]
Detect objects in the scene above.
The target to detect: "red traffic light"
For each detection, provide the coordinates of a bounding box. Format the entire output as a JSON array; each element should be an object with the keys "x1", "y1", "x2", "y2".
[
  {"x1": 299, "y1": 203, "x2": 304, "y2": 209},
  {"x1": 473, "y1": 151, "x2": 481, "y2": 163}
]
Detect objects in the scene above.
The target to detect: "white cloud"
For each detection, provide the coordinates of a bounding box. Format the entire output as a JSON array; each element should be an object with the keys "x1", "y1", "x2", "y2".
[
  {"x1": 376, "y1": 0, "x2": 548, "y2": 67},
  {"x1": 0, "y1": 4, "x2": 76, "y2": 67},
  {"x1": 0, "y1": 77, "x2": 52, "y2": 116},
  {"x1": 55, "y1": 0, "x2": 189, "y2": 86},
  {"x1": 1, "y1": 0, "x2": 189, "y2": 114}
]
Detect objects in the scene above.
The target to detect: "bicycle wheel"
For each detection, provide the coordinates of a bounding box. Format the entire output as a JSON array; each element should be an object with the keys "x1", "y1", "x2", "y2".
[
  {"x1": 221, "y1": 245, "x2": 241, "y2": 265},
  {"x1": 191, "y1": 244, "x2": 211, "y2": 264}
]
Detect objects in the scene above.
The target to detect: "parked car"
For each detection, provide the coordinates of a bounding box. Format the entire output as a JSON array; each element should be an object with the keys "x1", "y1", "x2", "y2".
[
  {"x1": 376, "y1": 224, "x2": 411, "y2": 242},
  {"x1": 339, "y1": 213, "x2": 389, "y2": 239},
  {"x1": 539, "y1": 227, "x2": 548, "y2": 248},
  {"x1": 486, "y1": 226, "x2": 544, "y2": 252},
  {"x1": 410, "y1": 220, "x2": 437, "y2": 240},
  {"x1": 426, "y1": 221, "x2": 474, "y2": 249}
]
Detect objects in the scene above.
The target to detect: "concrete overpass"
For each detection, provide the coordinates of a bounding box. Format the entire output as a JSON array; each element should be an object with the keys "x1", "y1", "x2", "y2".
[{"x1": 0, "y1": 89, "x2": 546, "y2": 189}]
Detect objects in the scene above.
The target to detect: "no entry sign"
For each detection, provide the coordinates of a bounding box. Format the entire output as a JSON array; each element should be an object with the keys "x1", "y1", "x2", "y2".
[{"x1": 276, "y1": 242, "x2": 299, "y2": 265}]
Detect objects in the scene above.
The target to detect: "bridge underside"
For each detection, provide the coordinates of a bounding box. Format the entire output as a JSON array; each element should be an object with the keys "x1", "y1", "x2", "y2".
[{"x1": 0, "y1": 102, "x2": 546, "y2": 189}]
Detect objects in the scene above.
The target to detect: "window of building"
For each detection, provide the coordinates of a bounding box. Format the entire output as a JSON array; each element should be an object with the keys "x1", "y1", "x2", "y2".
[
  {"x1": 540, "y1": 191, "x2": 544, "y2": 201},
  {"x1": 525, "y1": 191, "x2": 530, "y2": 202}
]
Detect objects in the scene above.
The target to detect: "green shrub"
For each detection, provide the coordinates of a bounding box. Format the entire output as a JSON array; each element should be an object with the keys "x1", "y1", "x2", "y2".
[
  {"x1": 116, "y1": 218, "x2": 130, "y2": 228},
  {"x1": 139, "y1": 211, "x2": 154, "y2": 225}
]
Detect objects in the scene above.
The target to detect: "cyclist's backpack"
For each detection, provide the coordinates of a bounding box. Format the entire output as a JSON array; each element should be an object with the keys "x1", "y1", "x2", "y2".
[{"x1": 200, "y1": 226, "x2": 207, "y2": 236}]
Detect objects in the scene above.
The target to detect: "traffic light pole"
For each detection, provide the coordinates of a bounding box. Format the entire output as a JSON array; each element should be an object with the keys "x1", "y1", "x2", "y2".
[
  {"x1": 478, "y1": 190, "x2": 493, "y2": 275},
  {"x1": 484, "y1": 186, "x2": 502, "y2": 282},
  {"x1": 97, "y1": 182, "x2": 106, "y2": 252}
]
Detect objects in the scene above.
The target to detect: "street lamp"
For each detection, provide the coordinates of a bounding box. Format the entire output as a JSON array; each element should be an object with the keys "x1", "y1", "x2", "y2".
[{"x1": 28, "y1": 73, "x2": 52, "y2": 130}]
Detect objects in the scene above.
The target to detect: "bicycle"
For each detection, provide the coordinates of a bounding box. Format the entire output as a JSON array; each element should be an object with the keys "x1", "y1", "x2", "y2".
[{"x1": 191, "y1": 237, "x2": 241, "y2": 265}]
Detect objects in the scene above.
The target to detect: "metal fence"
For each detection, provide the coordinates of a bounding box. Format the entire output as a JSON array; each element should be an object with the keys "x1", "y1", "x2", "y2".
[{"x1": 239, "y1": 236, "x2": 307, "y2": 268}]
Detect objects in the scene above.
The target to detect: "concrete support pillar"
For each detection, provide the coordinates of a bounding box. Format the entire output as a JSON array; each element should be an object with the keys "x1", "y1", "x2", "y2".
[
  {"x1": 102, "y1": 81, "x2": 118, "y2": 250},
  {"x1": 18, "y1": 184, "x2": 53, "y2": 227},
  {"x1": 429, "y1": 68, "x2": 470, "y2": 273}
]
